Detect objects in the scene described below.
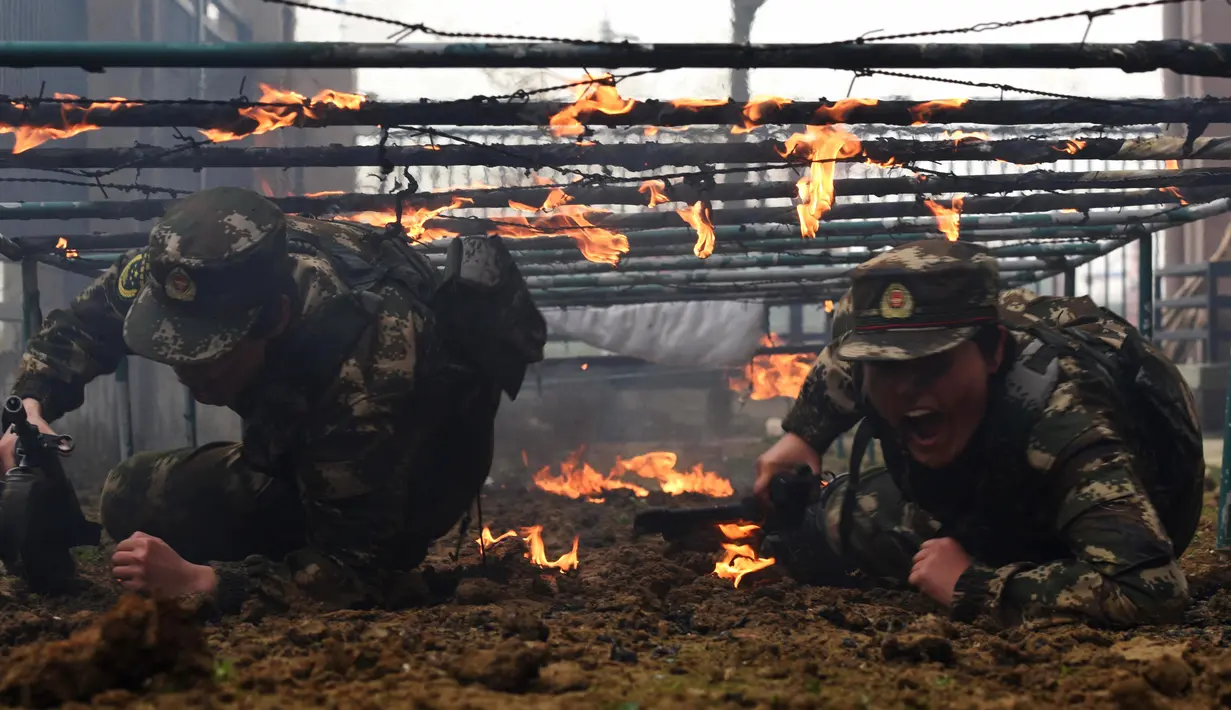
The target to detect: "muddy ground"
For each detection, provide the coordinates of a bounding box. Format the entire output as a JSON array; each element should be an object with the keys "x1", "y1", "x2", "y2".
[{"x1": 1, "y1": 446, "x2": 1230, "y2": 709}]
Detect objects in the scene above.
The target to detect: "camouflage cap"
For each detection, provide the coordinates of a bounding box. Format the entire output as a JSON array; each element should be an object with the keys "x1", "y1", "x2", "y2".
[
  {"x1": 834, "y1": 238, "x2": 1000, "y2": 362},
  {"x1": 123, "y1": 186, "x2": 290, "y2": 365}
]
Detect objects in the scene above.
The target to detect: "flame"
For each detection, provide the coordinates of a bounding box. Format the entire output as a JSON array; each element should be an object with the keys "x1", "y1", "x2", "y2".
[
  {"x1": 729, "y1": 334, "x2": 813, "y2": 400},
  {"x1": 713, "y1": 543, "x2": 776, "y2": 588},
  {"x1": 1160, "y1": 186, "x2": 1189, "y2": 205},
  {"x1": 824, "y1": 299, "x2": 834, "y2": 313},
  {"x1": 866, "y1": 156, "x2": 899, "y2": 169},
  {"x1": 718, "y1": 523, "x2": 761, "y2": 540},
  {"x1": 812, "y1": 98, "x2": 877, "y2": 123},
  {"x1": 580, "y1": 362, "x2": 589, "y2": 370},
  {"x1": 732, "y1": 95, "x2": 793, "y2": 134},
  {"x1": 475, "y1": 526, "x2": 518, "y2": 552},
  {"x1": 1166, "y1": 159, "x2": 1180, "y2": 170},
  {"x1": 677, "y1": 201, "x2": 716, "y2": 258},
  {"x1": 423, "y1": 144, "x2": 441, "y2": 151},
  {"x1": 303, "y1": 190, "x2": 345, "y2": 198},
  {"x1": 1053, "y1": 139, "x2": 1086, "y2": 155},
  {"x1": 639, "y1": 179, "x2": 670, "y2": 207},
  {"x1": 1060, "y1": 208, "x2": 1079, "y2": 213},
  {"x1": 200, "y1": 83, "x2": 366, "y2": 143},
  {"x1": 336, "y1": 195, "x2": 474, "y2": 243},
  {"x1": 532, "y1": 447, "x2": 651, "y2": 502},
  {"x1": 54, "y1": 237, "x2": 78, "y2": 259},
  {"x1": 671, "y1": 98, "x2": 730, "y2": 110},
  {"x1": 778, "y1": 126, "x2": 863, "y2": 237},
  {"x1": 533, "y1": 447, "x2": 734, "y2": 500},
  {"x1": 521, "y1": 526, "x2": 580, "y2": 573},
  {"x1": 491, "y1": 188, "x2": 630, "y2": 265},
  {"x1": 0, "y1": 93, "x2": 142, "y2": 153},
  {"x1": 613, "y1": 452, "x2": 735, "y2": 498},
  {"x1": 259, "y1": 179, "x2": 275, "y2": 197},
  {"x1": 909, "y1": 98, "x2": 969, "y2": 125},
  {"x1": 548, "y1": 73, "x2": 636, "y2": 138},
  {"x1": 941, "y1": 130, "x2": 988, "y2": 146},
  {"x1": 521, "y1": 450, "x2": 529, "y2": 467},
  {"x1": 924, "y1": 196, "x2": 964, "y2": 242}
]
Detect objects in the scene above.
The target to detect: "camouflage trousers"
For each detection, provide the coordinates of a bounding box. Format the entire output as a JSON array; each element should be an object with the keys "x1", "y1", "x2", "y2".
[
  {"x1": 769, "y1": 466, "x2": 942, "y2": 586},
  {"x1": 97, "y1": 442, "x2": 306, "y2": 564}
]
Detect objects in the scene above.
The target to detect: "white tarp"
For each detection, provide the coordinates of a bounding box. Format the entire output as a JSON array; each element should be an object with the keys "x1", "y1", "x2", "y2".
[{"x1": 541, "y1": 301, "x2": 766, "y2": 368}]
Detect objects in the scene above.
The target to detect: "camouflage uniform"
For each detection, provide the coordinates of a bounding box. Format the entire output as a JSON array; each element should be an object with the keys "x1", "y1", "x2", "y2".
[
  {"x1": 11, "y1": 187, "x2": 506, "y2": 614},
  {"x1": 777, "y1": 238, "x2": 1203, "y2": 628}
]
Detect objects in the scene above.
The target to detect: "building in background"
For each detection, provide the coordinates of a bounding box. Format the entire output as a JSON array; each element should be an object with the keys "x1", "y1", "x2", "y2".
[{"x1": 0, "y1": 0, "x2": 358, "y2": 480}]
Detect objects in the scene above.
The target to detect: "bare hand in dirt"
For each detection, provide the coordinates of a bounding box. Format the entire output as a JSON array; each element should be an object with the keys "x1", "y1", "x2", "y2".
[
  {"x1": 908, "y1": 537, "x2": 971, "y2": 607},
  {"x1": 112, "y1": 531, "x2": 218, "y2": 599},
  {"x1": 754, "y1": 432, "x2": 822, "y2": 505},
  {"x1": 0, "y1": 398, "x2": 54, "y2": 472}
]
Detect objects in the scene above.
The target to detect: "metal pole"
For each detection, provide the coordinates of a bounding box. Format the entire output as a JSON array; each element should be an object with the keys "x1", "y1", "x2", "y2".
[
  {"x1": 19, "y1": 259, "x2": 40, "y2": 344},
  {"x1": 184, "y1": 0, "x2": 205, "y2": 450},
  {"x1": 1063, "y1": 267, "x2": 1076, "y2": 298},
  {"x1": 0, "y1": 40, "x2": 1229, "y2": 74},
  {"x1": 115, "y1": 356, "x2": 134, "y2": 460},
  {"x1": 1138, "y1": 231, "x2": 1154, "y2": 341}
]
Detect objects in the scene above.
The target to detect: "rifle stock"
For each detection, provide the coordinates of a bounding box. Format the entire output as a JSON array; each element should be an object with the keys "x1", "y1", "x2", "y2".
[
  {"x1": 0, "y1": 396, "x2": 102, "y2": 593},
  {"x1": 632, "y1": 466, "x2": 827, "y2": 541}
]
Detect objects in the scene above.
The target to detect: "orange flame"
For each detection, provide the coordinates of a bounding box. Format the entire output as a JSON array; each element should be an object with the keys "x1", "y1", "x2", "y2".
[
  {"x1": 521, "y1": 450, "x2": 529, "y2": 467},
  {"x1": 729, "y1": 334, "x2": 814, "y2": 400},
  {"x1": 548, "y1": 73, "x2": 636, "y2": 138},
  {"x1": 670, "y1": 98, "x2": 730, "y2": 110},
  {"x1": 824, "y1": 299, "x2": 834, "y2": 313},
  {"x1": 924, "y1": 196, "x2": 964, "y2": 242},
  {"x1": 713, "y1": 522, "x2": 774, "y2": 587},
  {"x1": 200, "y1": 83, "x2": 365, "y2": 143},
  {"x1": 677, "y1": 201, "x2": 716, "y2": 258},
  {"x1": 533, "y1": 447, "x2": 734, "y2": 500},
  {"x1": 909, "y1": 98, "x2": 969, "y2": 125},
  {"x1": 492, "y1": 188, "x2": 630, "y2": 265},
  {"x1": 521, "y1": 526, "x2": 580, "y2": 573},
  {"x1": 259, "y1": 179, "x2": 275, "y2": 197},
  {"x1": 475, "y1": 526, "x2": 518, "y2": 552},
  {"x1": 639, "y1": 179, "x2": 670, "y2": 207},
  {"x1": 613, "y1": 452, "x2": 735, "y2": 498},
  {"x1": 1160, "y1": 186, "x2": 1189, "y2": 205},
  {"x1": 778, "y1": 126, "x2": 863, "y2": 237},
  {"x1": 732, "y1": 95, "x2": 793, "y2": 134},
  {"x1": 1052, "y1": 139, "x2": 1086, "y2": 155},
  {"x1": 1166, "y1": 159, "x2": 1180, "y2": 170},
  {"x1": 812, "y1": 98, "x2": 877, "y2": 123},
  {"x1": 717, "y1": 523, "x2": 761, "y2": 540},
  {"x1": 336, "y1": 195, "x2": 474, "y2": 243},
  {"x1": 941, "y1": 130, "x2": 988, "y2": 146},
  {"x1": 532, "y1": 447, "x2": 651, "y2": 502},
  {"x1": 0, "y1": 94, "x2": 142, "y2": 153},
  {"x1": 303, "y1": 190, "x2": 345, "y2": 198},
  {"x1": 54, "y1": 237, "x2": 79, "y2": 259}
]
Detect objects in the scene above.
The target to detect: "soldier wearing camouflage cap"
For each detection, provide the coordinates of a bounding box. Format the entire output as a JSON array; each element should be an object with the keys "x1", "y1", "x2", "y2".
[
  {"x1": 755, "y1": 237, "x2": 1204, "y2": 628},
  {"x1": 2, "y1": 186, "x2": 544, "y2": 613}
]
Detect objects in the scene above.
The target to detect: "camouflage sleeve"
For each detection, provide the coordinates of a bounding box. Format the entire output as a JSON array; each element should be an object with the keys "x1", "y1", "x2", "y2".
[
  {"x1": 11, "y1": 249, "x2": 146, "y2": 422},
  {"x1": 209, "y1": 288, "x2": 422, "y2": 615},
  {"x1": 780, "y1": 290, "x2": 862, "y2": 455},
  {"x1": 951, "y1": 383, "x2": 1186, "y2": 627}
]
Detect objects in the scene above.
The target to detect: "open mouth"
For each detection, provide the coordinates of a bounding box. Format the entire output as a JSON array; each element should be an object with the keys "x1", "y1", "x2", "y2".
[{"x1": 901, "y1": 409, "x2": 944, "y2": 447}]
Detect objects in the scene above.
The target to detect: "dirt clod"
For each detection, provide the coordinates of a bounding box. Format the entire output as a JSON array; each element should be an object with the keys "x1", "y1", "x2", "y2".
[
  {"x1": 538, "y1": 661, "x2": 589, "y2": 693},
  {"x1": 0, "y1": 595, "x2": 211, "y2": 708},
  {"x1": 1109, "y1": 677, "x2": 1163, "y2": 710},
  {"x1": 451, "y1": 639, "x2": 548, "y2": 693},
  {"x1": 455, "y1": 577, "x2": 506, "y2": 605},
  {"x1": 1143, "y1": 654, "x2": 1193, "y2": 697},
  {"x1": 880, "y1": 633, "x2": 955, "y2": 665}
]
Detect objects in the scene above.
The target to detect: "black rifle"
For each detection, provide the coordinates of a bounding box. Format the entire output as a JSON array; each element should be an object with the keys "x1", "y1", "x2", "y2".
[
  {"x1": 633, "y1": 466, "x2": 827, "y2": 541},
  {"x1": 0, "y1": 396, "x2": 102, "y2": 593}
]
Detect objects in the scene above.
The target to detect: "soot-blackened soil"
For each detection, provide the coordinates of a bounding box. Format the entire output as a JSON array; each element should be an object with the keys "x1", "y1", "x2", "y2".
[{"x1": 1, "y1": 452, "x2": 1231, "y2": 709}]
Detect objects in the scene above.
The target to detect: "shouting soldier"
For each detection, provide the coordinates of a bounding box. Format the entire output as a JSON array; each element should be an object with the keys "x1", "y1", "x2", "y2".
[
  {"x1": 756, "y1": 237, "x2": 1204, "y2": 628},
  {"x1": 2, "y1": 186, "x2": 545, "y2": 614}
]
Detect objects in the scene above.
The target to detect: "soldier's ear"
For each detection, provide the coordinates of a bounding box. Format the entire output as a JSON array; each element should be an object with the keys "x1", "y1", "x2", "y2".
[{"x1": 989, "y1": 326, "x2": 1008, "y2": 372}]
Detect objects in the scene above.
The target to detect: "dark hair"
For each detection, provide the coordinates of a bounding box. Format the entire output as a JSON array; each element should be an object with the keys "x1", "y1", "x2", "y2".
[{"x1": 972, "y1": 323, "x2": 1009, "y2": 364}]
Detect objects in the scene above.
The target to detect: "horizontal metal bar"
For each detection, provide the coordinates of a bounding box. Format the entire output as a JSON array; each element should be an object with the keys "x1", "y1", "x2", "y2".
[
  {"x1": 1155, "y1": 296, "x2": 1231, "y2": 309},
  {"x1": 0, "y1": 184, "x2": 1209, "y2": 224},
  {"x1": 1155, "y1": 263, "x2": 1210, "y2": 276},
  {"x1": 0, "y1": 41, "x2": 1227, "y2": 74},
  {"x1": 1152, "y1": 330, "x2": 1212, "y2": 341}
]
